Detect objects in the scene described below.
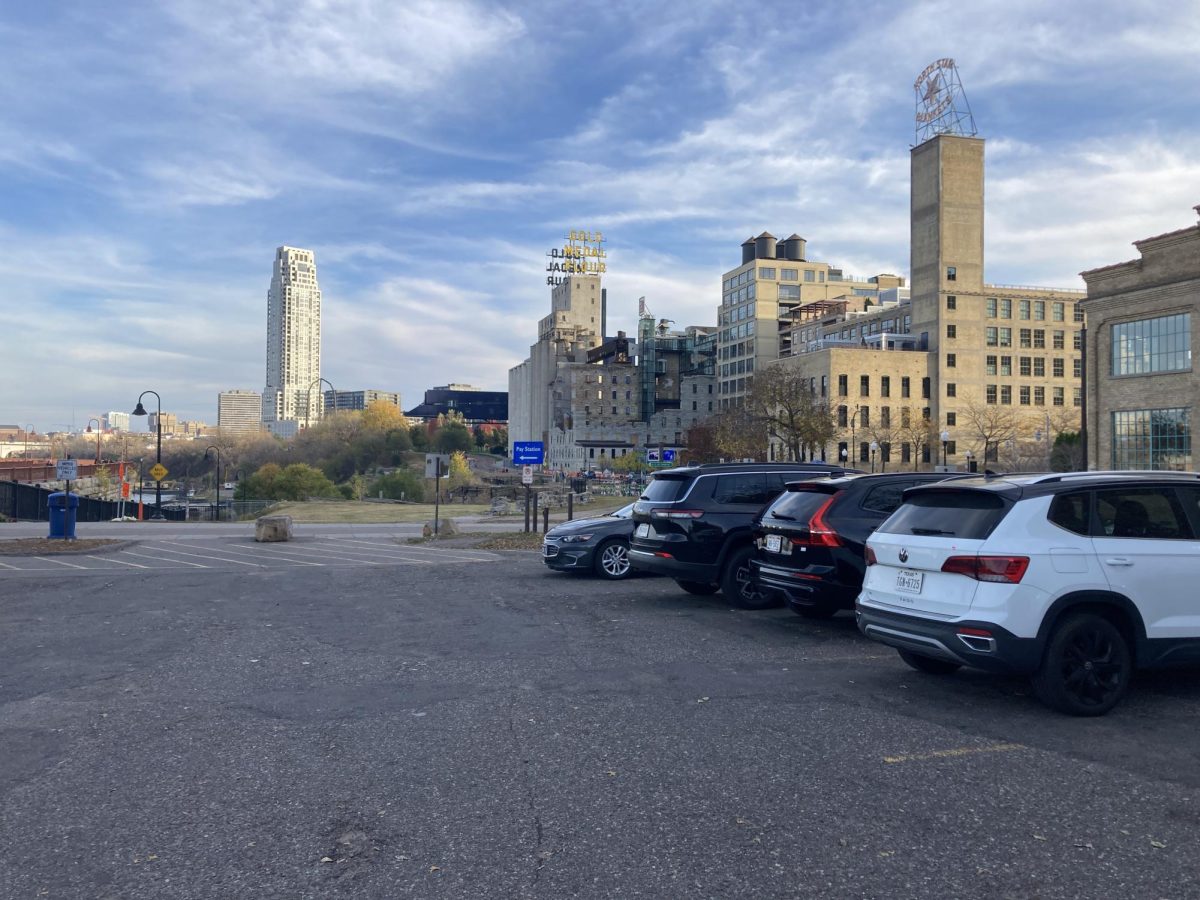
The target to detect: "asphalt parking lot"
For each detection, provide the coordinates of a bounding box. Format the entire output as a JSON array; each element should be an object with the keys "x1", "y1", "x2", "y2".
[{"x1": 3, "y1": 548, "x2": 1200, "y2": 899}]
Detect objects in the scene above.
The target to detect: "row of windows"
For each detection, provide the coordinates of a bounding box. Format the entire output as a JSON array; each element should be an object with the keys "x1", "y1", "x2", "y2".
[
  {"x1": 791, "y1": 315, "x2": 911, "y2": 347},
  {"x1": 836, "y1": 405, "x2": 929, "y2": 430},
  {"x1": 942, "y1": 287, "x2": 1083, "y2": 324},
  {"x1": 1111, "y1": 313, "x2": 1191, "y2": 377},
  {"x1": 720, "y1": 359, "x2": 755, "y2": 376},
  {"x1": 985, "y1": 385, "x2": 1080, "y2": 407},
  {"x1": 983, "y1": 355, "x2": 1079, "y2": 377},
  {"x1": 837, "y1": 374, "x2": 922, "y2": 399},
  {"x1": 984, "y1": 327, "x2": 1082, "y2": 350},
  {"x1": 719, "y1": 321, "x2": 757, "y2": 342}
]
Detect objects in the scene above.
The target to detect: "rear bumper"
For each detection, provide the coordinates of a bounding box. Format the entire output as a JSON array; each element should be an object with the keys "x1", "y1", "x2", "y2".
[
  {"x1": 751, "y1": 559, "x2": 858, "y2": 611},
  {"x1": 629, "y1": 547, "x2": 717, "y2": 582},
  {"x1": 855, "y1": 603, "x2": 1042, "y2": 674}
]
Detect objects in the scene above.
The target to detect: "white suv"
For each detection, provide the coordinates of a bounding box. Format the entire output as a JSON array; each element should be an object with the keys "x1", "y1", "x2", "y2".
[{"x1": 856, "y1": 472, "x2": 1200, "y2": 716}]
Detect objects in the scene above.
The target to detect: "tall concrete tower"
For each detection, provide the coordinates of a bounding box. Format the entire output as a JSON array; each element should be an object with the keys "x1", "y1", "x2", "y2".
[{"x1": 263, "y1": 246, "x2": 322, "y2": 430}]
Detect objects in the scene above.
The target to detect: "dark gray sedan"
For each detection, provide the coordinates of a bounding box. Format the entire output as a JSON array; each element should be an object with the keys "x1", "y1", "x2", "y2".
[{"x1": 542, "y1": 503, "x2": 636, "y2": 579}]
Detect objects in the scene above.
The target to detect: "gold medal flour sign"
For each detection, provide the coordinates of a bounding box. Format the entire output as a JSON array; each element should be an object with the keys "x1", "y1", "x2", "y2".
[{"x1": 546, "y1": 229, "x2": 607, "y2": 286}]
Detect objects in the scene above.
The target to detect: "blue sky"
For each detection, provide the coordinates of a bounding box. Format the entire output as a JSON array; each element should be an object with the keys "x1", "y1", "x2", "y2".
[{"x1": 4, "y1": 0, "x2": 1199, "y2": 431}]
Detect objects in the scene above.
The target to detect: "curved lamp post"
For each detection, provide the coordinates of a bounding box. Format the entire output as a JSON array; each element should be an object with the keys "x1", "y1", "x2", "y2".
[
  {"x1": 940, "y1": 429, "x2": 951, "y2": 469},
  {"x1": 304, "y1": 377, "x2": 336, "y2": 430},
  {"x1": 204, "y1": 445, "x2": 221, "y2": 522},
  {"x1": 132, "y1": 391, "x2": 165, "y2": 520},
  {"x1": 85, "y1": 418, "x2": 101, "y2": 462}
]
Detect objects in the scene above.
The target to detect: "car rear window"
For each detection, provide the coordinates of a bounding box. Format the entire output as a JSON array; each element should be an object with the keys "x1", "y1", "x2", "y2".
[
  {"x1": 764, "y1": 485, "x2": 840, "y2": 521},
  {"x1": 641, "y1": 477, "x2": 690, "y2": 502},
  {"x1": 877, "y1": 489, "x2": 1009, "y2": 539}
]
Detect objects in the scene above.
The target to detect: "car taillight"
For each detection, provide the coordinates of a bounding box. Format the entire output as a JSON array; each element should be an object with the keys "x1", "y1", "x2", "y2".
[
  {"x1": 864, "y1": 546, "x2": 877, "y2": 566},
  {"x1": 650, "y1": 509, "x2": 704, "y2": 519},
  {"x1": 940, "y1": 555, "x2": 1029, "y2": 584},
  {"x1": 806, "y1": 496, "x2": 842, "y2": 547}
]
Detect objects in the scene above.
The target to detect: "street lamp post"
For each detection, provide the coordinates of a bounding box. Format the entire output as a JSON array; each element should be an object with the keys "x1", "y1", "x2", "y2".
[
  {"x1": 840, "y1": 447, "x2": 848, "y2": 468},
  {"x1": 965, "y1": 449, "x2": 975, "y2": 473},
  {"x1": 869, "y1": 440, "x2": 879, "y2": 474},
  {"x1": 304, "y1": 377, "x2": 336, "y2": 430},
  {"x1": 132, "y1": 390, "x2": 165, "y2": 520},
  {"x1": 204, "y1": 445, "x2": 221, "y2": 522},
  {"x1": 940, "y1": 429, "x2": 950, "y2": 469},
  {"x1": 85, "y1": 418, "x2": 101, "y2": 463},
  {"x1": 22, "y1": 424, "x2": 33, "y2": 482}
]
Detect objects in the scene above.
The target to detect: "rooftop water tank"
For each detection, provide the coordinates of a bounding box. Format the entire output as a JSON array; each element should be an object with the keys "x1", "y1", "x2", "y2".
[
  {"x1": 741, "y1": 237, "x2": 756, "y2": 264},
  {"x1": 754, "y1": 232, "x2": 777, "y2": 260},
  {"x1": 782, "y1": 234, "x2": 807, "y2": 261}
]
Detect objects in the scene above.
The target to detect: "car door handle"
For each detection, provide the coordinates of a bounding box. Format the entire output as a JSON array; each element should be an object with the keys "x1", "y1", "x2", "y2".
[{"x1": 1103, "y1": 558, "x2": 1133, "y2": 567}]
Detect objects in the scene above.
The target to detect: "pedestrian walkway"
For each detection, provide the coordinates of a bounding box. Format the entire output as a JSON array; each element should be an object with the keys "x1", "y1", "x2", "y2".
[{"x1": 0, "y1": 536, "x2": 499, "y2": 576}]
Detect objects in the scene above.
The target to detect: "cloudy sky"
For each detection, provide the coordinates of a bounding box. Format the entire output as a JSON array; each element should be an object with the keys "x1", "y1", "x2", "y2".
[{"x1": 5, "y1": 0, "x2": 1198, "y2": 431}]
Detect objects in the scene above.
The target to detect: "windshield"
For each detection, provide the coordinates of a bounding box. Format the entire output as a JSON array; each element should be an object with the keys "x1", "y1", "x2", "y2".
[
  {"x1": 765, "y1": 485, "x2": 840, "y2": 521},
  {"x1": 640, "y1": 477, "x2": 689, "y2": 502},
  {"x1": 608, "y1": 503, "x2": 635, "y2": 519}
]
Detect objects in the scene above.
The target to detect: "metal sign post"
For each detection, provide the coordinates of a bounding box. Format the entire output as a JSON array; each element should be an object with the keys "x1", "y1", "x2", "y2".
[{"x1": 434, "y1": 457, "x2": 442, "y2": 537}]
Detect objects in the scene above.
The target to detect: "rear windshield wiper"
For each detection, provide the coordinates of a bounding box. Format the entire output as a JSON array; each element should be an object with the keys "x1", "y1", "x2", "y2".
[
  {"x1": 911, "y1": 527, "x2": 954, "y2": 536},
  {"x1": 770, "y1": 512, "x2": 797, "y2": 520}
]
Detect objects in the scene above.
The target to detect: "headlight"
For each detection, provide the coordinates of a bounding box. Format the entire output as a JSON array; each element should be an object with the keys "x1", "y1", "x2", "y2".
[{"x1": 559, "y1": 534, "x2": 594, "y2": 544}]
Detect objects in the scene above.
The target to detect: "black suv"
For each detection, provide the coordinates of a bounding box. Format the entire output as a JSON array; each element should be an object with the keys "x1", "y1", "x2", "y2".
[
  {"x1": 628, "y1": 462, "x2": 852, "y2": 608},
  {"x1": 750, "y1": 472, "x2": 960, "y2": 619}
]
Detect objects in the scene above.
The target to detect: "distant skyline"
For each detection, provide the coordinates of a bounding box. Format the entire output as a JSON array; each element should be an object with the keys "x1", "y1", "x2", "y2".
[{"x1": 4, "y1": 0, "x2": 1198, "y2": 430}]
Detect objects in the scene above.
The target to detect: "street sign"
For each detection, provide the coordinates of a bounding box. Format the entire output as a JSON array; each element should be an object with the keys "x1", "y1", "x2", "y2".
[
  {"x1": 56, "y1": 459, "x2": 78, "y2": 481},
  {"x1": 149, "y1": 463, "x2": 168, "y2": 481},
  {"x1": 521, "y1": 465, "x2": 534, "y2": 485},
  {"x1": 424, "y1": 453, "x2": 450, "y2": 479},
  {"x1": 513, "y1": 441, "x2": 545, "y2": 465},
  {"x1": 662, "y1": 449, "x2": 676, "y2": 462}
]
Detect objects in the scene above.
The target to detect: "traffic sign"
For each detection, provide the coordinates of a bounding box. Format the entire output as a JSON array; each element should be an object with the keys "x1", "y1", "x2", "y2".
[
  {"x1": 149, "y1": 463, "x2": 168, "y2": 482},
  {"x1": 424, "y1": 453, "x2": 450, "y2": 479},
  {"x1": 56, "y1": 459, "x2": 78, "y2": 481},
  {"x1": 521, "y1": 465, "x2": 534, "y2": 485},
  {"x1": 513, "y1": 441, "x2": 545, "y2": 465}
]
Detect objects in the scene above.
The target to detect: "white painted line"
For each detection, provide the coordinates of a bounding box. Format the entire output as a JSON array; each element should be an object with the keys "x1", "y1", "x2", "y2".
[
  {"x1": 34, "y1": 556, "x2": 88, "y2": 569},
  {"x1": 250, "y1": 544, "x2": 384, "y2": 565},
  {"x1": 145, "y1": 542, "x2": 264, "y2": 567},
  {"x1": 121, "y1": 550, "x2": 208, "y2": 568},
  {"x1": 328, "y1": 538, "x2": 496, "y2": 562},
  {"x1": 87, "y1": 555, "x2": 148, "y2": 568},
  {"x1": 0, "y1": 559, "x2": 18, "y2": 569},
  {"x1": 188, "y1": 543, "x2": 324, "y2": 567}
]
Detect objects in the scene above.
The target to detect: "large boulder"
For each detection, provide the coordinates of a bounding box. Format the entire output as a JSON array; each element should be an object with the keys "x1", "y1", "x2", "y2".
[
  {"x1": 255, "y1": 515, "x2": 294, "y2": 542},
  {"x1": 422, "y1": 518, "x2": 459, "y2": 538}
]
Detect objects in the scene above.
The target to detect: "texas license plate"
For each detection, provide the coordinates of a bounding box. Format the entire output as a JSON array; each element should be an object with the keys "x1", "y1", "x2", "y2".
[
  {"x1": 895, "y1": 569, "x2": 924, "y2": 594},
  {"x1": 636, "y1": 523, "x2": 650, "y2": 538},
  {"x1": 765, "y1": 534, "x2": 782, "y2": 553}
]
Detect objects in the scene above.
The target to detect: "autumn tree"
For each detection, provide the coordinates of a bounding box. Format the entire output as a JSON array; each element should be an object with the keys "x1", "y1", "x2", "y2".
[
  {"x1": 712, "y1": 403, "x2": 768, "y2": 461},
  {"x1": 745, "y1": 364, "x2": 837, "y2": 461},
  {"x1": 681, "y1": 421, "x2": 721, "y2": 465}
]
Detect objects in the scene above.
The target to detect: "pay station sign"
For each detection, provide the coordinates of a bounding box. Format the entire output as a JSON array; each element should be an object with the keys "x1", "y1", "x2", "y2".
[
  {"x1": 512, "y1": 441, "x2": 544, "y2": 465},
  {"x1": 56, "y1": 459, "x2": 78, "y2": 481}
]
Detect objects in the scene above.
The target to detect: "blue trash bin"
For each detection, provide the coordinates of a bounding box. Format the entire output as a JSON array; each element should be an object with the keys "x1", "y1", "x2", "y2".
[{"x1": 48, "y1": 491, "x2": 80, "y2": 540}]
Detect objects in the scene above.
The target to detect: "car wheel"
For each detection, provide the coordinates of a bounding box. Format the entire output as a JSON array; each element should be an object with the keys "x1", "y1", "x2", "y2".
[
  {"x1": 593, "y1": 539, "x2": 632, "y2": 580},
  {"x1": 721, "y1": 547, "x2": 782, "y2": 610},
  {"x1": 796, "y1": 604, "x2": 839, "y2": 620},
  {"x1": 1031, "y1": 613, "x2": 1131, "y2": 717},
  {"x1": 676, "y1": 580, "x2": 719, "y2": 595},
  {"x1": 898, "y1": 648, "x2": 962, "y2": 675}
]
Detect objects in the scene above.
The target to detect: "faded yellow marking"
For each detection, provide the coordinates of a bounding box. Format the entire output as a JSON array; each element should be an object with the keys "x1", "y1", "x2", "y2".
[{"x1": 883, "y1": 742, "x2": 1026, "y2": 764}]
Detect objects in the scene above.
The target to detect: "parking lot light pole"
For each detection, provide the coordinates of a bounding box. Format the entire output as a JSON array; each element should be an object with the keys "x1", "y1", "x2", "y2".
[
  {"x1": 940, "y1": 429, "x2": 950, "y2": 469},
  {"x1": 204, "y1": 445, "x2": 221, "y2": 522},
  {"x1": 132, "y1": 390, "x2": 164, "y2": 520},
  {"x1": 85, "y1": 418, "x2": 101, "y2": 463},
  {"x1": 869, "y1": 441, "x2": 879, "y2": 474}
]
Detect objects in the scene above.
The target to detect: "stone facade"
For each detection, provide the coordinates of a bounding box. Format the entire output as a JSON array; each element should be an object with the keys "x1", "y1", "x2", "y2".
[{"x1": 1080, "y1": 207, "x2": 1200, "y2": 470}]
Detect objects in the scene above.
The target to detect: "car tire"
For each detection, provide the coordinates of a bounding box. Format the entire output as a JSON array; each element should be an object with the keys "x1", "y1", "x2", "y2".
[
  {"x1": 593, "y1": 539, "x2": 632, "y2": 580},
  {"x1": 796, "y1": 604, "x2": 839, "y2": 620},
  {"x1": 676, "y1": 580, "x2": 720, "y2": 595},
  {"x1": 1031, "y1": 612, "x2": 1131, "y2": 717},
  {"x1": 898, "y1": 649, "x2": 962, "y2": 675},
  {"x1": 721, "y1": 547, "x2": 782, "y2": 610}
]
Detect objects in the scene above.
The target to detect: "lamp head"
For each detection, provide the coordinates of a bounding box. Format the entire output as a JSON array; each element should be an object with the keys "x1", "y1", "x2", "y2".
[
  {"x1": 86, "y1": 424, "x2": 93, "y2": 433},
  {"x1": 940, "y1": 430, "x2": 950, "y2": 442},
  {"x1": 132, "y1": 402, "x2": 148, "y2": 417}
]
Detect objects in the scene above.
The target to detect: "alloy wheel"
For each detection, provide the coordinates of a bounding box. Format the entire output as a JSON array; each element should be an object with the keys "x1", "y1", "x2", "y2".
[
  {"x1": 600, "y1": 543, "x2": 630, "y2": 578},
  {"x1": 1060, "y1": 626, "x2": 1124, "y2": 709}
]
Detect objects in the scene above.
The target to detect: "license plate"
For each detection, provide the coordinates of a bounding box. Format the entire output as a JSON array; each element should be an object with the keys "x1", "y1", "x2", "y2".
[
  {"x1": 895, "y1": 569, "x2": 924, "y2": 595},
  {"x1": 765, "y1": 534, "x2": 782, "y2": 553},
  {"x1": 636, "y1": 523, "x2": 650, "y2": 538}
]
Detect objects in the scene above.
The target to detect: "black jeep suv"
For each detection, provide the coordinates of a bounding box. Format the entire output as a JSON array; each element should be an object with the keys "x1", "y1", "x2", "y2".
[
  {"x1": 750, "y1": 472, "x2": 960, "y2": 619},
  {"x1": 628, "y1": 462, "x2": 852, "y2": 608}
]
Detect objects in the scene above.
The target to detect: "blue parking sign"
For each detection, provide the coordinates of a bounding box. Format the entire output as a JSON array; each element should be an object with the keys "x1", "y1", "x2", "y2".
[{"x1": 513, "y1": 441, "x2": 545, "y2": 465}]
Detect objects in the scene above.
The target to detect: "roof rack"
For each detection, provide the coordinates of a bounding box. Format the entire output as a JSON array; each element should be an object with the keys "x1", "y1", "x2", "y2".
[{"x1": 1028, "y1": 470, "x2": 1200, "y2": 484}]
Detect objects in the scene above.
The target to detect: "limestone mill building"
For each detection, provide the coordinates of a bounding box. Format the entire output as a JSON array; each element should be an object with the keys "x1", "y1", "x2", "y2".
[
  {"x1": 764, "y1": 59, "x2": 1085, "y2": 470},
  {"x1": 508, "y1": 230, "x2": 716, "y2": 471}
]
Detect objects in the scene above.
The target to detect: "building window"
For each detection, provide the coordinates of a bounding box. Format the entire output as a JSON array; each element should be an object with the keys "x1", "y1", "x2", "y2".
[
  {"x1": 820, "y1": 375, "x2": 827, "y2": 397},
  {"x1": 944, "y1": 412, "x2": 955, "y2": 428},
  {"x1": 1019, "y1": 357, "x2": 1031, "y2": 377},
  {"x1": 1019, "y1": 299, "x2": 1030, "y2": 320},
  {"x1": 838, "y1": 405, "x2": 848, "y2": 427},
  {"x1": 758, "y1": 267, "x2": 776, "y2": 280},
  {"x1": 1020, "y1": 386, "x2": 1031, "y2": 405},
  {"x1": 1034, "y1": 329, "x2": 1046, "y2": 349},
  {"x1": 1053, "y1": 330, "x2": 1065, "y2": 350},
  {"x1": 947, "y1": 266, "x2": 957, "y2": 281},
  {"x1": 1019, "y1": 328, "x2": 1032, "y2": 349},
  {"x1": 1053, "y1": 358, "x2": 1065, "y2": 378},
  {"x1": 1074, "y1": 332, "x2": 1083, "y2": 351},
  {"x1": 946, "y1": 324, "x2": 956, "y2": 339},
  {"x1": 1034, "y1": 358, "x2": 1045, "y2": 378},
  {"x1": 860, "y1": 407, "x2": 870, "y2": 429},
  {"x1": 901, "y1": 376, "x2": 911, "y2": 398},
  {"x1": 946, "y1": 441, "x2": 956, "y2": 456},
  {"x1": 1053, "y1": 387, "x2": 1065, "y2": 406},
  {"x1": 881, "y1": 407, "x2": 891, "y2": 429},
  {"x1": 1000, "y1": 385, "x2": 1012, "y2": 405},
  {"x1": 986, "y1": 327, "x2": 998, "y2": 347},
  {"x1": 781, "y1": 268, "x2": 798, "y2": 281},
  {"x1": 1034, "y1": 386, "x2": 1045, "y2": 406},
  {"x1": 946, "y1": 295, "x2": 957, "y2": 310},
  {"x1": 946, "y1": 353, "x2": 956, "y2": 368},
  {"x1": 921, "y1": 377, "x2": 930, "y2": 399},
  {"x1": 881, "y1": 376, "x2": 891, "y2": 397},
  {"x1": 999, "y1": 328, "x2": 1011, "y2": 347},
  {"x1": 838, "y1": 374, "x2": 848, "y2": 397},
  {"x1": 1001, "y1": 298, "x2": 1012, "y2": 319},
  {"x1": 1073, "y1": 358, "x2": 1082, "y2": 378},
  {"x1": 1074, "y1": 303, "x2": 1085, "y2": 323},
  {"x1": 986, "y1": 355, "x2": 997, "y2": 376},
  {"x1": 860, "y1": 375, "x2": 871, "y2": 396},
  {"x1": 901, "y1": 408, "x2": 912, "y2": 428},
  {"x1": 986, "y1": 385, "x2": 997, "y2": 404},
  {"x1": 902, "y1": 442, "x2": 912, "y2": 463},
  {"x1": 1112, "y1": 408, "x2": 1191, "y2": 469},
  {"x1": 1053, "y1": 302, "x2": 1065, "y2": 322},
  {"x1": 946, "y1": 383, "x2": 956, "y2": 397},
  {"x1": 986, "y1": 297, "x2": 997, "y2": 318},
  {"x1": 1035, "y1": 301, "x2": 1045, "y2": 321},
  {"x1": 1111, "y1": 313, "x2": 1192, "y2": 376},
  {"x1": 1000, "y1": 356, "x2": 1012, "y2": 376}
]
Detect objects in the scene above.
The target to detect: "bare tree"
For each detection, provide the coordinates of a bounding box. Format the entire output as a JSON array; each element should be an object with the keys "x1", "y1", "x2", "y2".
[
  {"x1": 745, "y1": 365, "x2": 836, "y2": 461},
  {"x1": 681, "y1": 421, "x2": 721, "y2": 465},
  {"x1": 895, "y1": 406, "x2": 938, "y2": 471},
  {"x1": 959, "y1": 399, "x2": 1020, "y2": 467},
  {"x1": 711, "y1": 404, "x2": 768, "y2": 461}
]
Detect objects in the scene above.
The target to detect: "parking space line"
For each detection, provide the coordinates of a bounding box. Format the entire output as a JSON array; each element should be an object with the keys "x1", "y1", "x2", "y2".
[
  {"x1": 194, "y1": 543, "x2": 324, "y2": 567},
  {"x1": 332, "y1": 540, "x2": 496, "y2": 563},
  {"x1": 87, "y1": 555, "x2": 148, "y2": 568},
  {"x1": 34, "y1": 556, "x2": 88, "y2": 569},
  {"x1": 302, "y1": 540, "x2": 438, "y2": 564},
  {"x1": 121, "y1": 550, "x2": 208, "y2": 568},
  {"x1": 0, "y1": 559, "x2": 18, "y2": 569},
  {"x1": 145, "y1": 542, "x2": 264, "y2": 567},
  {"x1": 252, "y1": 544, "x2": 381, "y2": 565},
  {"x1": 883, "y1": 742, "x2": 1026, "y2": 765}
]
